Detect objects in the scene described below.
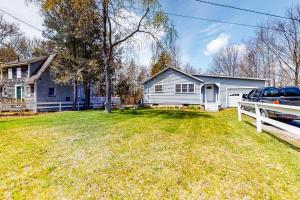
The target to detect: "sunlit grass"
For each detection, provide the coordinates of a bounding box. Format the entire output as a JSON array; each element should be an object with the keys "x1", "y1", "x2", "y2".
[{"x1": 0, "y1": 109, "x2": 299, "y2": 199}]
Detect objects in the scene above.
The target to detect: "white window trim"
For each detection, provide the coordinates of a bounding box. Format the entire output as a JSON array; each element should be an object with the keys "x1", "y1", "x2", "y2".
[
  {"x1": 8, "y1": 68, "x2": 12, "y2": 79},
  {"x1": 15, "y1": 85, "x2": 23, "y2": 99},
  {"x1": 154, "y1": 84, "x2": 163, "y2": 93},
  {"x1": 174, "y1": 83, "x2": 195, "y2": 94},
  {"x1": 17, "y1": 67, "x2": 21, "y2": 78}
]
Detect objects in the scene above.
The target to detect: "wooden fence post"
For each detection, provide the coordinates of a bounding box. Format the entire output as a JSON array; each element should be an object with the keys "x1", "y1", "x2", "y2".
[
  {"x1": 59, "y1": 102, "x2": 62, "y2": 112},
  {"x1": 237, "y1": 102, "x2": 242, "y2": 121},
  {"x1": 255, "y1": 104, "x2": 262, "y2": 133}
]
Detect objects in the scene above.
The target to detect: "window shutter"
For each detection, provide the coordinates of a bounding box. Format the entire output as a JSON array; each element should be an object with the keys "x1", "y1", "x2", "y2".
[
  {"x1": 17, "y1": 67, "x2": 21, "y2": 78},
  {"x1": 8, "y1": 68, "x2": 12, "y2": 79}
]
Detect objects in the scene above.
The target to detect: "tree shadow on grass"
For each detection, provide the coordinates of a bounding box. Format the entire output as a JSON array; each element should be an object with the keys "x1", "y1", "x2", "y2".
[
  {"x1": 120, "y1": 109, "x2": 214, "y2": 119},
  {"x1": 244, "y1": 121, "x2": 300, "y2": 152}
]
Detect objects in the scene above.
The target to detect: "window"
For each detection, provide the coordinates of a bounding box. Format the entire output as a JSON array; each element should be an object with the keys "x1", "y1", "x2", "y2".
[
  {"x1": 66, "y1": 97, "x2": 71, "y2": 101},
  {"x1": 3, "y1": 87, "x2": 7, "y2": 97},
  {"x1": 252, "y1": 89, "x2": 261, "y2": 98},
  {"x1": 280, "y1": 88, "x2": 300, "y2": 96},
  {"x1": 8, "y1": 68, "x2": 12, "y2": 79},
  {"x1": 262, "y1": 88, "x2": 280, "y2": 97},
  {"x1": 175, "y1": 84, "x2": 181, "y2": 93},
  {"x1": 25, "y1": 86, "x2": 31, "y2": 97},
  {"x1": 154, "y1": 85, "x2": 163, "y2": 93},
  {"x1": 48, "y1": 88, "x2": 56, "y2": 97},
  {"x1": 175, "y1": 83, "x2": 195, "y2": 93},
  {"x1": 17, "y1": 67, "x2": 21, "y2": 78},
  {"x1": 182, "y1": 84, "x2": 188, "y2": 93},
  {"x1": 188, "y1": 84, "x2": 195, "y2": 93}
]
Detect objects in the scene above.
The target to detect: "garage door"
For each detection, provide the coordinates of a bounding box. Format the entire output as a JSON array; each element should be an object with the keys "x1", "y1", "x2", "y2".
[
  {"x1": 227, "y1": 88, "x2": 255, "y2": 107},
  {"x1": 228, "y1": 93, "x2": 243, "y2": 107}
]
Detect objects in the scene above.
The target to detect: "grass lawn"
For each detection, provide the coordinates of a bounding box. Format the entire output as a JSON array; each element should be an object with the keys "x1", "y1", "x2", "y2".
[{"x1": 0, "y1": 109, "x2": 299, "y2": 199}]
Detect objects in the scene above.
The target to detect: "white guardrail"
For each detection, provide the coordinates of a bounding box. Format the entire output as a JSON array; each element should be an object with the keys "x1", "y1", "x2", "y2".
[{"x1": 237, "y1": 101, "x2": 300, "y2": 139}]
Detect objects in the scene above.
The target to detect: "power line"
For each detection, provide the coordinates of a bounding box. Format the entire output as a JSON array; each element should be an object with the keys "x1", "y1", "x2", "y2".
[
  {"x1": 131, "y1": 7, "x2": 284, "y2": 32},
  {"x1": 0, "y1": 5, "x2": 285, "y2": 39},
  {"x1": 194, "y1": 0, "x2": 291, "y2": 20},
  {"x1": 0, "y1": 8, "x2": 44, "y2": 33}
]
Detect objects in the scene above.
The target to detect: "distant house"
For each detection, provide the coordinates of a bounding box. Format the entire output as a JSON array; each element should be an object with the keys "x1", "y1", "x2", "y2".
[
  {"x1": 0, "y1": 55, "x2": 111, "y2": 111},
  {"x1": 143, "y1": 67, "x2": 267, "y2": 111}
]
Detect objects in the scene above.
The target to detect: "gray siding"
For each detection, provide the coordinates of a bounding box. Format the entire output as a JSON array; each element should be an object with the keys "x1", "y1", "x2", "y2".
[
  {"x1": 0, "y1": 66, "x2": 28, "y2": 98},
  {"x1": 144, "y1": 68, "x2": 203, "y2": 105},
  {"x1": 36, "y1": 68, "x2": 74, "y2": 102},
  {"x1": 194, "y1": 75, "x2": 266, "y2": 108}
]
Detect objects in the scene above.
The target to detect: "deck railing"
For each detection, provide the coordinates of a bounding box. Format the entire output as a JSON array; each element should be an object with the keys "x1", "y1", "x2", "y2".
[{"x1": 237, "y1": 101, "x2": 300, "y2": 139}]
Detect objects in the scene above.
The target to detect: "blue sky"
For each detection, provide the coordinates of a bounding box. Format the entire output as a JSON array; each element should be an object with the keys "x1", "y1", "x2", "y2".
[
  {"x1": 162, "y1": 0, "x2": 298, "y2": 72},
  {"x1": 1, "y1": 0, "x2": 299, "y2": 71}
]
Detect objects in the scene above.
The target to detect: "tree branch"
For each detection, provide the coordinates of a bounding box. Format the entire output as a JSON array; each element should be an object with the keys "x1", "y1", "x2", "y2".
[{"x1": 111, "y1": 8, "x2": 149, "y2": 48}]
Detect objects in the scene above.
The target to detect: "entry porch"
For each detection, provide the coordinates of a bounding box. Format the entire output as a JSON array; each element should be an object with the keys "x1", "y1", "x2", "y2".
[{"x1": 200, "y1": 83, "x2": 221, "y2": 111}]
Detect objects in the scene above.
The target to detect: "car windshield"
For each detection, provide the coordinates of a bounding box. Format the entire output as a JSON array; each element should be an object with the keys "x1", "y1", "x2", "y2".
[{"x1": 281, "y1": 88, "x2": 300, "y2": 96}]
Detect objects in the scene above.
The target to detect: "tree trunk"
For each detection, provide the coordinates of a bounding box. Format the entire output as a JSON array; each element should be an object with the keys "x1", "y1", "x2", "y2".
[
  {"x1": 104, "y1": 59, "x2": 112, "y2": 112},
  {"x1": 83, "y1": 80, "x2": 90, "y2": 110},
  {"x1": 101, "y1": 2, "x2": 112, "y2": 113},
  {"x1": 295, "y1": 64, "x2": 299, "y2": 86},
  {"x1": 72, "y1": 80, "x2": 78, "y2": 110}
]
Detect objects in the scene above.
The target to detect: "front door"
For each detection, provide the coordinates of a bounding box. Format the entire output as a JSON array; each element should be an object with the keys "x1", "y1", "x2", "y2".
[
  {"x1": 205, "y1": 85, "x2": 215, "y2": 102},
  {"x1": 16, "y1": 86, "x2": 22, "y2": 100}
]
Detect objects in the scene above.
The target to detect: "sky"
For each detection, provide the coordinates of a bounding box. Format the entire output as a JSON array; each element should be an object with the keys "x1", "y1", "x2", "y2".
[{"x1": 0, "y1": 0, "x2": 299, "y2": 72}]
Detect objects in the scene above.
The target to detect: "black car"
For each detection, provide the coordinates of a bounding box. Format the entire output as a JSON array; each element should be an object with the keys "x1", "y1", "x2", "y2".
[{"x1": 243, "y1": 86, "x2": 300, "y2": 122}]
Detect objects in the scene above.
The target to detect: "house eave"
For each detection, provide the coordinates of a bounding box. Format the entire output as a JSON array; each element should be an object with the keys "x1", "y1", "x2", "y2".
[
  {"x1": 143, "y1": 66, "x2": 204, "y2": 84},
  {"x1": 193, "y1": 74, "x2": 270, "y2": 81},
  {"x1": 3, "y1": 56, "x2": 48, "y2": 68}
]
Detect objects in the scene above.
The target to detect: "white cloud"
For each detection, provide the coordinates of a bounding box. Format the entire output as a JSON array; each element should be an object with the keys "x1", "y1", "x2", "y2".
[
  {"x1": 199, "y1": 23, "x2": 229, "y2": 36},
  {"x1": 204, "y1": 33, "x2": 230, "y2": 56}
]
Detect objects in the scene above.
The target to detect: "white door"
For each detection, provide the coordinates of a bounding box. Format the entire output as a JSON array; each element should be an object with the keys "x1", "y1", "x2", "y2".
[
  {"x1": 228, "y1": 93, "x2": 242, "y2": 107},
  {"x1": 205, "y1": 85, "x2": 214, "y2": 102}
]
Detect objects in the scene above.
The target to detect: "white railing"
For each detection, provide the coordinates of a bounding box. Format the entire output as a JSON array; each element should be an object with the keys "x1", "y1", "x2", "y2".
[
  {"x1": 35, "y1": 101, "x2": 103, "y2": 112},
  {"x1": 237, "y1": 101, "x2": 300, "y2": 139}
]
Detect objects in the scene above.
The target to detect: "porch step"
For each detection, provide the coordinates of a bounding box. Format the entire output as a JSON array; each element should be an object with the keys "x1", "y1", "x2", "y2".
[{"x1": 205, "y1": 103, "x2": 219, "y2": 112}]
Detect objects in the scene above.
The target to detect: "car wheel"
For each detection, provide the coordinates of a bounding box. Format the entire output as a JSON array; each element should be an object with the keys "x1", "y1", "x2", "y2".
[{"x1": 260, "y1": 110, "x2": 269, "y2": 124}]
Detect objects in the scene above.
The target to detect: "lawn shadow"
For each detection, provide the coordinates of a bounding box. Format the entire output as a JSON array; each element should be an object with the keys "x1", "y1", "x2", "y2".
[
  {"x1": 244, "y1": 121, "x2": 300, "y2": 152},
  {"x1": 120, "y1": 108, "x2": 213, "y2": 119}
]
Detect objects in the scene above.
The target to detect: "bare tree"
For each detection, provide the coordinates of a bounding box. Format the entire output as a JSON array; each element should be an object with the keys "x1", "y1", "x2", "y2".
[
  {"x1": 210, "y1": 45, "x2": 241, "y2": 76},
  {"x1": 258, "y1": 6, "x2": 300, "y2": 86},
  {"x1": 0, "y1": 14, "x2": 19, "y2": 46}
]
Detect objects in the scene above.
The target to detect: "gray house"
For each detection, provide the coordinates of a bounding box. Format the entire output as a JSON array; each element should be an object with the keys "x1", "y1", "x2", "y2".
[
  {"x1": 0, "y1": 55, "x2": 102, "y2": 111},
  {"x1": 143, "y1": 67, "x2": 267, "y2": 111}
]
